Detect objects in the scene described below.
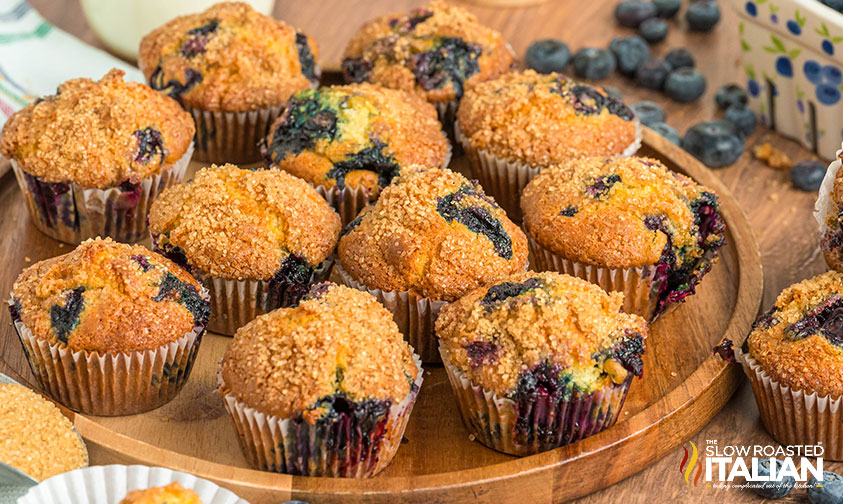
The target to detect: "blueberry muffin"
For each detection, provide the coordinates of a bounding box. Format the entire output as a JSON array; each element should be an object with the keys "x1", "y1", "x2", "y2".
[
  {"x1": 119, "y1": 483, "x2": 202, "y2": 504},
  {"x1": 148, "y1": 164, "x2": 341, "y2": 335},
  {"x1": 437, "y1": 271, "x2": 648, "y2": 456},
  {"x1": 218, "y1": 282, "x2": 422, "y2": 477},
  {"x1": 815, "y1": 151, "x2": 843, "y2": 271},
  {"x1": 139, "y1": 2, "x2": 319, "y2": 163},
  {"x1": 342, "y1": 1, "x2": 513, "y2": 123},
  {"x1": 0, "y1": 69, "x2": 195, "y2": 244},
  {"x1": 261, "y1": 83, "x2": 450, "y2": 225},
  {"x1": 8, "y1": 238, "x2": 210, "y2": 415},
  {"x1": 337, "y1": 166, "x2": 528, "y2": 360},
  {"x1": 521, "y1": 156, "x2": 725, "y2": 322},
  {"x1": 744, "y1": 271, "x2": 843, "y2": 459},
  {"x1": 456, "y1": 70, "x2": 640, "y2": 219}
]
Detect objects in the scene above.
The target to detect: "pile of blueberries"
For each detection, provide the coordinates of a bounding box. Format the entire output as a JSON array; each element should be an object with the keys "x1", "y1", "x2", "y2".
[{"x1": 751, "y1": 459, "x2": 843, "y2": 503}]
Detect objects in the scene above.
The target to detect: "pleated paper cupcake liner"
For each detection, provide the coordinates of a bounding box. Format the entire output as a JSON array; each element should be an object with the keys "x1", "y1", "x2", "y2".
[
  {"x1": 435, "y1": 99, "x2": 460, "y2": 146},
  {"x1": 218, "y1": 354, "x2": 423, "y2": 477},
  {"x1": 739, "y1": 349, "x2": 843, "y2": 461},
  {"x1": 8, "y1": 289, "x2": 209, "y2": 417},
  {"x1": 11, "y1": 142, "x2": 193, "y2": 245},
  {"x1": 335, "y1": 262, "x2": 446, "y2": 363},
  {"x1": 189, "y1": 104, "x2": 285, "y2": 164},
  {"x1": 455, "y1": 120, "x2": 642, "y2": 222}
]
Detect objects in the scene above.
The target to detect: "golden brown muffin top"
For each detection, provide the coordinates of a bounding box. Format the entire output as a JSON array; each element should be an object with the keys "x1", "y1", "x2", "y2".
[
  {"x1": 437, "y1": 271, "x2": 648, "y2": 397},
  {"x1": 148, "y1": 164, "x2": 341, "y2": 280},
  {"x1": 263, "y1": 83, "x2": 449, "y2": 192},
  {"x1": 522, "y1": 156, "x2": 724, "y2": 269},
  {"x1": 11, "y1": 238, "x2": 209, "y2": 353},
  {"x1": 119, "y1": 483, "x2": 202, "y2": 504},
  {"x1": 457, "y1": 70, "x2": 639, "y2": 166},
  {"x1": 748, "y1": 271, "x2": 843, "y2": 398},
  {"x1": 342, "y1": 1, "x2": 514, "y2": 103},
  {"x1": 0, "y1": 69, "x2": 194, "y2": 189},
  {"x1": 138, "y1": 2, "x2": 318, "y2": 111},
  {"x1": 219, "y1": 283, "x2": 418, "y2": 419},
  {"x1": 338, "y1": 166, "x2": 528, "y2": 301}
]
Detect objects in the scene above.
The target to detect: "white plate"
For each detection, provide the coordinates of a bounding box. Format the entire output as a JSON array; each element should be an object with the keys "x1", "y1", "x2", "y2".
[{"x1": 17, "y1": 465, "x2": 249, "y2": 504}]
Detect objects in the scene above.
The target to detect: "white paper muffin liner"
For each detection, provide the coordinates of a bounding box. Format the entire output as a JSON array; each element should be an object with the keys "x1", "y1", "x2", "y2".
[
  {"x1": 454, "y1": 120, "x2": 642, "y2": 222},
  {"x1": 738, "y1": 348, "x2": 843, "y2": 461},
  {"x1": 440, "y1": 343, "x2": 632, "y2": 456},
  {"x1": 218, "y1": 354, "x2": 423, "y2": 477},
  {"x1": 335, "y1": 262, "x2": 446, "y2": 363},
  {"x1": 18, "y1": 464, "x2": 248, "y2": 504},
  {"x1": 10, "y1": 142, "x2": 193, "y2": 245},
  {"x1": 188, "y1": 104, "x2": 285, "y2": 165},
  {"x1": 814, "y1": 143, "x2": 843, "y2": 270},
  {"x1": 8, "y1": 289, "x2": 209, "y2": 417}
]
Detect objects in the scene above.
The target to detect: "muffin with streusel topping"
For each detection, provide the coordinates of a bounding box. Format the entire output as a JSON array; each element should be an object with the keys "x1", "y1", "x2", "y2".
[
  {"x1": 437, "y1": 271, "x2": 648, "y2": 456},
  {"x1": 218, "y1": 282, "x2": 422, "y2": 477},
  {"x1": 0, "y1": 69, "x2": 194, "y2": 244},
  {"x1": 148, "y1": 164, "x2": 341, "y2": 335},
  {"x1": 8, "y1": 238, "x2": 210, "y2": 416},
  {"x1": 261, "y1": 82, "x2": 450, "y2": 225},
  {"x1": 456, "y1": 70, "x2": 641, "y2": 220},
  {"x1": 139, "y1": 1, "x2": 319, "y2": 163},
  {"x1": 342, "y1": 1, "x2": 514, "y2": 128},
  {"x1": 336, "y1": 165, "x2": 528, "y2": 361},
  {"x1": 521, "y1": 156, "x2": 725, "y2": 322},
  {"x1": 119, "y1": 483, "x2": 202, "y2": 504},
  {"x1": 743, "y1": 271, "x2": 843, "y2": 460}
]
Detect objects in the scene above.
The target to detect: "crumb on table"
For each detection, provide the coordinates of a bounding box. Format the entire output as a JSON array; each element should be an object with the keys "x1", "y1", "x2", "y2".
[{"x1": 753, "y1": 143, "x2": 793, "y2": 170}]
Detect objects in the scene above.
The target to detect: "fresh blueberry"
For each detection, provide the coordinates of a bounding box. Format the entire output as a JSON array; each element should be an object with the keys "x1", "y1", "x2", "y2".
[
  {"x1": 805, "y1": 60, "x2": 823, "y2": 84},
  {"x1": 724, "y1": 104, "x2": 757, "y2": 137},
  {"x1": 823, "y1": 40, "x2": 835, "y2": 56},
  {"x1": 630, "y1": 100, "x2": 666, "y2": 126},
  {"x1": 745, "y1": 1, "x2": 757, "y2": 16},
  {"x1": 650, "y1": 122, "x2": 681, "y2": 145},
  {"x1": 776, "y1": 56, "x2": 793, "y2": 77},
  {"x1": 752, "y1": 458, "x2": 795, "y2": 499},
  {"x1": 665, "y1": 48, "x2": 695, "y2": 70},
  {"x1": 635, "y1": 58, "x2": 671, "y2": 89},
  {"x1": 572, "y1": 47, "x2": 616, "y2": 80},
  {"x1": 664, "y1": 68, "x2": 707, "y2": 102},
  {"x1": 653, "y1": 0, "x2": 681, "y2": 18},
  {"x1": 823, "y1": 0, "x2": 843, "y2": 12},
  {"x1": 639, "y1": 17, "x2": 668, "y2": 43},
  {"x1": 683, "y1": 120, "x2": 745, "y2": 168},
  {"x1": 602, "y1": 85, "x2": 624, "y2": 101},
  {"x1": 790, "y1": 160, "x2": 827, "y2": 191},
  {"x1": 609, "y1": 36, "x2": 650, "y2": 76},
  {"x1": 686, "y1": 0, "x2": 721, "y2": 31},
  {"x1": 787, "y1": 19, "x2": 802, "y2": 35},
  {"x1": 715, "y1": 84, "x2": 748, "y2": 109},
  {"x1": 808, "y1": 471, "x2": 843, "y2": 504},
  {"x1": 823, "y1": 65, "x2": 843, "y2": 85},
  {"x1": 615, "y1": 0, "x2": 658, "y2": 28},
  {"x1": 817, "y1": 84, "x2": 842, "y2": 105},
  {"x1": 525, "y1": 39, "x2": 571, "y2": 74}
]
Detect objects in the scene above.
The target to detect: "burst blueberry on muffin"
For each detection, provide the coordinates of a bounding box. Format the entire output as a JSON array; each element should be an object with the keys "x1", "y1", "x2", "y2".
[
  {"x1": 261, "y1": 83, "x2": 450, "y2": 225},
  {"x1": 456, "y1": 70, "x2": 640, "y2": 219},
  {"x1": 148, "y1": 164, "x2": 341, "y2": 335},
  {"x1": 0, "y1": 69, "x2": 195, "y2": 244},
  {"x1": 436, "y1": 271, "x2": 648, "y2": 456},
  {"x1": 521, "y1": 156, "x2": 725, "y2": 322},
  {"x1": 119, "y1": 483, "x2": 202, "y2": 504},
  {"x1": 9, "y1": 238, "x2": 209, "y2": 416},
  {"x1": 218, "y1": 282, "x2": 422, "y2": 477},
  {"x1": 138, "y1": 1, "x2": 319, "y2": 163}
]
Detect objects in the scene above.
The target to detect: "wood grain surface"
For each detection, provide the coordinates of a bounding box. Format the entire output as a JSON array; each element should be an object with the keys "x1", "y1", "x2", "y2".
[{"x1": 5, "y1": 0, "x2": 840, "y2": 502}]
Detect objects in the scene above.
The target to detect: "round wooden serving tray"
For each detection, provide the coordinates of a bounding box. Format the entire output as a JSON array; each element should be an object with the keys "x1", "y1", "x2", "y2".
[{"x1": 0, "y1": 128, "x2": 762, "y2": 503}]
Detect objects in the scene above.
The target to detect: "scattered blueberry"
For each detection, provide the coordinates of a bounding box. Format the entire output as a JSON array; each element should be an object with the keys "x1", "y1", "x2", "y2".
[
  {"x1": 639, "y1": 17, "x2": 668, "y2": 43},
  {"x1": 602, "y1": 85, "x2": 624, "y2": 101},
  {"x1": 653, "y1": 0, "x2": 681, "y2": 18},
  {"x1": 650, "y1": 122, "x2": 681, "y2": 145},
  {"x1": 823, "y1": 0, "x2": 843, "y2": 12},
  {"x1": 609, "y1": 36, "x2": 650, "y2": 76},
  {"x1": 790, "y1": 160, "x2": 827, "y2": 191},
  {"x1": 615, "y1": 0, "x2": 658, "y2": 28},
  {"x1": 715, "y1": 84, "x2": 748, "y2": 109},
  {"x1": 776, "y1": 56, "x2": 793, "y2": 78},
  {"x1": 572, "y1": 47, "x2": 617, "y2": 80},
  {"x1": 686, "y1": 0, "x2": 721, "y2": 31},
  {"x1": 664, "y1": 68, "x2": 707, "y2": 102},
  {"x1": 723, "y1": 104, "x2": 756, "y2": 137},
  {"x1": 751, "y1": 458, "x2": 795, "y2": 499},
  {"x1": 808, "y1": 471, "x2": 843, "y2": 504},
  {"x1": 630, "y1": 100, "x2": 666, "y2": 126},
  {"x1": 683, "y1": 120, "x2": 744, "y2": 168},
  {"x1": 665, "y1": 48, "x2": 695, "y2": 70},
  {"x1": 525, "y1": 39, "x2": 571, "y2": 74},
  {"x1": 635, "y1": 58, "x2": 671, "y2": 89}
]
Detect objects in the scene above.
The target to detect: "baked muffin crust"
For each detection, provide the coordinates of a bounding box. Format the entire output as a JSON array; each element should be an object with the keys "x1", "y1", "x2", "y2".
[
  {"x1": 148, "y1": 164, "x2": 341, "y2": 280},
  {"x1": 119, "y1": 482, "x2": 201, "y2": 504},
  {"x1": 0, "y1": 69, "x2": 194, "y2": 189},
  {"x1": 139, "y1": 1, "x2": 318, "y2": 111},
  {"x1": 338, "y1": 166, "x2": 528, "y2": 301}
]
